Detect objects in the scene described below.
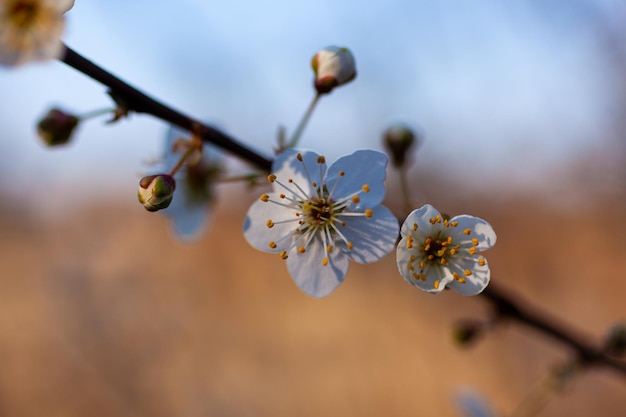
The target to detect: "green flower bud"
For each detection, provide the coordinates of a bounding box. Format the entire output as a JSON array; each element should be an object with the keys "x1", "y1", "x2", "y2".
[
  {"x1": 383, "y1": 125, "x2": 417, "y2": 168},
  {"x1": 138, "y1": 174, "x2": 176, "y2": 212},
  {"x1": 36, "y1": 108, "x2": 79, "y2": 146},
  {"x1": 311, "y1": 46, "x2": 357, "y2": 94}
]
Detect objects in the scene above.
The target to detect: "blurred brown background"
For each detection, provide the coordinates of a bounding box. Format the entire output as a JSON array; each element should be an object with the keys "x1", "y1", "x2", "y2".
[{"x1": 0, "y1": 165, "x2": 624, "y2": 417}]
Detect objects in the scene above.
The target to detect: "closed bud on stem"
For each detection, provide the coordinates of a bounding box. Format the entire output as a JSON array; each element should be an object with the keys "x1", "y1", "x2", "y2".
[
  {"x1": 452, "y1": 320, "x2": 484, "y2": 347},
  {"x1": 383, "y1": 125, "x2": 417, "y2": 168},
  {"x1": 603, "y1": 323, "x2": 626, "y2": 356},
  {"x1": 36, "y1": 108, "x2": 79, "y2": 146},
  {"x1": 138, "y1": 174, "x2": 176, "y2": 212},
  {"x1": 311, "y1": 46, "x2": 356, "y2": 94}
]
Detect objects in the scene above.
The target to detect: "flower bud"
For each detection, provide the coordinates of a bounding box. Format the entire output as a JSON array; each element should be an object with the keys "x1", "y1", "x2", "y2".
[
  {"x1": 37, "y1": 108, "x2": 79, "y2": 146},
  {"x1": 603, "y1": 323, "x2": 626, "y2": 356},
  {"x1": 311, "y1": 46, "x2": 356, "y2": 94},
  {"x1": 452, "y1": 320, "x2": 484, "y2": 347},
  {"x1": 383, "y1": 124, "x2": 417, "y2": 168},
  {"x1": 138, "y1": 174, "x2": 176, "y2": 212}
]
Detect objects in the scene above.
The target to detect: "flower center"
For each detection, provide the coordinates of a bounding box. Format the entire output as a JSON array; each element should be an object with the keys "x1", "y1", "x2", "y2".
[
  {"x1": 8, "y1": 0, "x2": 40, "y2": 28},
  {"x1": 259, "y1": 153, "x2": 373, "y2": 265}
]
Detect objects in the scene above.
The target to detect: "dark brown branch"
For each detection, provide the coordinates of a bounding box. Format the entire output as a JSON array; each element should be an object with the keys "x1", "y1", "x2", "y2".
[
  {"x1": 60, "y1": 45, "x2": 272, "y2": 171},
  {"x1": 481, "y1": 282, "x2": 626, "y2": 377}
]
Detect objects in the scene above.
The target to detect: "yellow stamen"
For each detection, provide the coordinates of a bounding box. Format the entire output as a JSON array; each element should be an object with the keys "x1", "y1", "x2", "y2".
[
  {"x1": 352, "y1": 195, "x2": 360, "y2": 204},
  {"x1": 478, "y1": 258, "x2": 486, "y2": 266},
  {"x1": 472, "y1": 238, "x2": 479, "y2": 246},
  {"x1": 365, "y1": 209, "x2": 373, "y2": 218},
  {"x1": 413, "y1": 223, "x2": 418, "y2": 231},
  {"x1": 298, "y1": 246, "x2": 306, "y2": 253},
  {"x1": 326, "y1": 245, "x2": 333, "y2": 253},
  {"x1": 463, "y1": 228, "x2": 471, "y2": 235},
  {"x1": 322, "y1": 257, "x2": 329, "y2": 266},
  {"x1": 280, "y1": 251, "x2": 288, "y2": 260},
  {"x1": 260, "y1": 194, "x2": 270, "y2": 202},
  {"x1": 362, "y1": 184, "x2": 370, "y2": 192},
  {"x1": 463, "y1": 269, "x2": 472, "y2": 276},
  {"x1": 317, "y1": 156, "x2": 326, "y2": 164},
  {"x1": 469, "y1": 247, "x2": 477, "y2": 255},
  {"x1": 266, "y1": 219, "x2": 274, "y2": 228},
  {"x1": 267, "y1": 174, "x2": 276, "y2": 183},
  {"x1": 433, "y1": 280, "x2": 440, "y2": 290},
  {"x1": 347, "y1": 241, "x2": 353, "y2": 250},
  {"x1": 407, "y1": 263, "x2": 414, "y2": 271},
  {"x1": 450, "y1": 221, "x2": 458, "y2": 227},
  {"x1": 296, "y1": 153, "x2": 303, "y2": 161},
  {"x1": 268, "y1": 241, "x2": 277, "y2": 249}
]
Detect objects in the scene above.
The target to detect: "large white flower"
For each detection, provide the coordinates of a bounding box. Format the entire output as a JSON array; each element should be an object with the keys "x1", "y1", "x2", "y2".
[
  {"x1": 396, "y1": 204, "x2": 496, "y2": 296},
  {"x1": 0, "y1": 0, "x2": 73, "y2": 67},
  {"x1": 243, "y1": 149, "x2": 398, "y2": 298}
]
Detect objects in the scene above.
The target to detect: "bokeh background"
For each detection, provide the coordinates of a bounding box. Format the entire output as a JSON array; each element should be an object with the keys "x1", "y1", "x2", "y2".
[{"x1": 0, "y1": 0, "x2": 625, "y2": 416}]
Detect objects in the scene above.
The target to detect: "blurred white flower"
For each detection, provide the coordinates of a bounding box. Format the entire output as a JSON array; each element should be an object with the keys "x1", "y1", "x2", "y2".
[
  {"x1": 311, "y1": 46, "x2": 356, "y2": 94},
  {"x1": 0, "y1": 0, "x2": 73, "y2": 67},
  {"x1": 160, "y1": 125, "x2": 221, "y2": 242},
  {"x1": 396, "y1": 204, "x2": 496, "y2": 295},
  {"x1": 243, "y1": 149, "x2": 398, "y2": 298}
]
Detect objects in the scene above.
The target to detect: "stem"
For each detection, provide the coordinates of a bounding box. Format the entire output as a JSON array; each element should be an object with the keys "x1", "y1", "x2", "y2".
[
  {"x1": 286, "y1": 93, "x2": 321, "y2": 148},
  {"x1": 78, "y1": 107, "x2": 115, "y2": 120},
  {"x1": 481, "y1": 282, "x2": 626, "y2": 376},
  {"x1": 397, "y1": 166, "x2": 412, "y2": 213},
  {"x1": 60, "y1": 44, "x2": 272, "y2": 171}
]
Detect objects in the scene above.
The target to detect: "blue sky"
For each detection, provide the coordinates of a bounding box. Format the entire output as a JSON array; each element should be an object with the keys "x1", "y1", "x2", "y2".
[{"x1": 0, "y1": 0, "x2": 623, "y2": 207}]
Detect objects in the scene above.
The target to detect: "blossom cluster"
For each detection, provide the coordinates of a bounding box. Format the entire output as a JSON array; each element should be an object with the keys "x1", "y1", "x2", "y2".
[{"x1": 243, "y1": 149, "x2": 496, "y2": 298}]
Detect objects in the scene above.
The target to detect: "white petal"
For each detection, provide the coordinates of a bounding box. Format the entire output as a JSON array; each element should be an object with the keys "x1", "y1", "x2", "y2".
[
  {"x1": 163, "y1": 189, "x2": 212, "y2": 243},
  {"x1": 448, "y1": 215, "x2": 497, "y2": 251},
  {"x1": 243, "y1": 197, "x2": 298, "y2": 252},
  {"x1": 272, "y1": 149, "x2": 323, "y2": 196},
  {"x1": 287, "y1": 235, "x2": 349, "y2": 298},
  {"x1": 447, "y1": 257, "x2": 490, "y2": 296},
  {"x1": 325, "y1": 150, "x2": 388, "y2": 207},
  {"x1": 400, "y1": 204, "x2": 443, "y2": 237},
  {"x1": 338, "y1": 205, "x2": 398, "y2": 264}
]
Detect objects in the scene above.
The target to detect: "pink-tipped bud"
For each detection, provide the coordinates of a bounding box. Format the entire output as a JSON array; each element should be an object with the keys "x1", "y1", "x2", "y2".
[
  {"x1": 36, "y1": 108, "x2": 79, "y2": 146},
  {"x1": 138, "y1": 174, "x2": 176, "y2": 212},
  {"x1": 311, "y1": 46, "x2": 356, "y2": 94}
]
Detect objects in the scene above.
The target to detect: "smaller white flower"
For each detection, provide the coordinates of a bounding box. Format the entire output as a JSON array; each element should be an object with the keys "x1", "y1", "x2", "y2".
[
  {"x1": 0, "y1": 0, "x2": 73, "y2": 67},
  {"x1": 244, "y1": 149, "x2": 398, "y2": 298},
  {"x1": 311, "y1": 46, "x2": 356, "y2": 94},
  {"x1": 396, "y1": 204, "x2": 496, "y2": 295}
]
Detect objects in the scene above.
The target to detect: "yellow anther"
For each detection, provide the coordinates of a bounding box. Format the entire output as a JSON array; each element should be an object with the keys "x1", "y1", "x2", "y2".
[
  {"x1": 326, "y1": 245, "x2": 333, "y2": 253},
  {"x1": 352, "y1": 195, "x2": 360, "y2": 204},
  {"x1": 288, "y1": 178, "x2": 293, "y2": 183},
  {"x1": 268, "y1": 241, "x2": 277, "y2": 249},
  {"x1": 280, "y1": 251, "x2": 288, "y2": 260},
  {"x1": 450, "y1": 221, "x2": 458, "y2": 227},
  {"x1": 312, "y1": 182, "x2": 317, "y2": 188},
  {"x1": 472, "y1": 238, "x2": 479, "y2": 246},
  {"x1": 424, "y1": 244, "x2": 430, "y2": 251},
  {"x1": 436, "y1": 215, "x2": 442, "y2": 223},
  {"x1": 436, "y1": 249, "x2": 446, "y2": 257},
  {"x1": 421, "y1": 274, "x2": 427, "y2": 281},
  {"x1": 478, "y1": 258, "x2": 486, "y2": 266},
  {"x1": 444, "y1": 219, "x2": 449, "y2": 227},
  {"x1": 407, "y1": 263, "x2": 414, "y2": 271},
  {"x1": 433, "y1": 280, "x2": 440, "y2": 290},
  {"x1": 365, "y1": 209, "x2": 373, "y2": 218},
  {"x1": 463, "y1": 269, "x2": 472, "y2": 276},
  {"x1": 449, "y1": 248, "x2": 456, "y2": 256},
  {"x1": 362, "y1": 184, "x2": 370, "y2": 192},
  {"x1": 447, "y1": 237, "x2": 453, "y2": 244},
  {"x1": 412, "y1": 272, "x2": 420, "y2": 280},
  {"x1": 266, "y1": 219, "x2": 274, "y2": 228},
  {"x1": 260, "y1": 194, "x2": 270, "y2": 202},
  {"x1": 267, "y1": 174, "x2": 277, "y2": 183},
  {"x1": 406, "y1": 240, "x2": 413, "y2": 249},
  {"x1": 413, "y1": 223, "x2": 418, "y2": 231},
  {"x1": 339, "y1": 170, "x2": 345, "y2": 176},
  {"x1": 458, "y1": 277, "x2": 466, "y2": 284},
  {"x1": 463, "y1": 228, "x2": 471, "y2": 235},
  {"x1": 427, "y1": 254, "x2": 434, "y2": 260},
  {"x1": 469, "y1": 247, "x2": 477, "y2": 255},
  {"x1": 419, "y1": 261, "x2": 425, "y2": 269},
  {"x1": 452, "y1": 272, "x2": 460, "y2": 280},
  {"x1": 429, "y1": 217, "x2": 437, "y2": 224},
  {"x1": 440, "y1": 258, "x2": 447, "y2": 266},
  {"x1": 296, "y1": 153, "x2": 303, "y2": 161},
  {"x1": 347, "y1": 241, "x2": 353, "y2": 250},
  {"x1": 317, "y1": 156, "x2": 326, "y2": 164},
  {"x1": 322, "y1": 257, "x2": 329, "y2": 266},
  {"x1": 298, "y1": 246, "x2": 306, "y2": 253},
  {"x1": 409, "y1": 255, "x2": 416, "y2": 262}
]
